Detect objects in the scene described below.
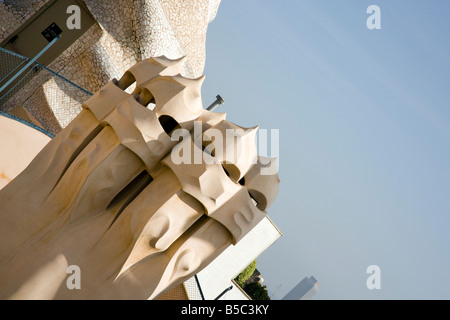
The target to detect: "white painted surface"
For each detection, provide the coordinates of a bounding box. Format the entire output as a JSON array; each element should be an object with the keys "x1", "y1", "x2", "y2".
[{"x1": 191, "y1": 216, "x2": 282, "y2": 300}]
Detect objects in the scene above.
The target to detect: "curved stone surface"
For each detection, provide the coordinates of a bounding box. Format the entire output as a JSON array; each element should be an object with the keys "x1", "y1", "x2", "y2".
[
  {"x1": 0, "y1": 58, "x2": 280, "y2": 300},
  {"x1": 0, "y1": 114, "x2": 51, "y2": 190}
]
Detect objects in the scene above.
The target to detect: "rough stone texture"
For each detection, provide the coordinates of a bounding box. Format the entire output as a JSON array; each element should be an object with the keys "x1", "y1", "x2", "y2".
[
  {"x1": 46, "y1": 0, "x2": 222, "y2": 91},
  {"x1": 1, "y1": 67, "x2": 91, "y2": 135},
  {"x1": 0, "y1": 0, "x2": 221, "y2": 134},
  {"x1": 0, "y1": 0, "x2": 53, "y2": 44}
]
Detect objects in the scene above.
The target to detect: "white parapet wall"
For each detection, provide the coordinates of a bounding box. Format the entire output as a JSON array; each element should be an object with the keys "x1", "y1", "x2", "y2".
[{"x1": 189, "y1": 216, "x2": 282, "y2": 300}]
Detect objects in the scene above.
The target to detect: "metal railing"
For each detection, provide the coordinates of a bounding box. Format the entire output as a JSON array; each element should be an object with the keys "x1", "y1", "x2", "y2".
[
  {"x1": 0, "y1": 110, "x2": 54, "y2": 138},
  {"x1": 0, "y1": 46, "x2": 92, "y2": 136},
  {"x1": 183, "y1": 275, "x2": 206, "y2": 300},
  {"x1": 183, "y1": 274, "x2": 235, "y2": 300}
]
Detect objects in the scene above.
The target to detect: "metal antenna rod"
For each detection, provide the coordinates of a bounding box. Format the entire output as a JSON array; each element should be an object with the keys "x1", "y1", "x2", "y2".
[{"x1": 207, "y1": 94, "x2": 225, "y2": 111}]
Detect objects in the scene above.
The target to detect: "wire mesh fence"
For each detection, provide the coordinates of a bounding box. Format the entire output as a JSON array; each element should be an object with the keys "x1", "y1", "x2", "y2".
[
  {"x1": 0, "y1": 47, "x2": 92, "y2": 136},
  {"x1": 183, "y1": 276, "x2": 206, "y2": 300}
]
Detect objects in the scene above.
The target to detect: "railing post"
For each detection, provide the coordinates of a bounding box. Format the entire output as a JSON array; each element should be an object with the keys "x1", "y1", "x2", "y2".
[{"x1": 0, "y1": 34, "x2": 61, "y2": 95}]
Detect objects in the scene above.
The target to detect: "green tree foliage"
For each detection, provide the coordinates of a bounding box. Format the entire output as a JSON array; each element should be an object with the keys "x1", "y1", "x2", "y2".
[
  {"x1": 243, "y1": 282, "x2": 270, "y2": 300},
  {"x1": 234, "y1": 260, "x2": 257, "y2": 287}
]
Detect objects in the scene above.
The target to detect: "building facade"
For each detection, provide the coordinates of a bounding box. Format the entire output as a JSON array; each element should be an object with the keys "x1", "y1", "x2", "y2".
[{"x1": 283, "y1": 276, "x2": 320, "y2": 300}]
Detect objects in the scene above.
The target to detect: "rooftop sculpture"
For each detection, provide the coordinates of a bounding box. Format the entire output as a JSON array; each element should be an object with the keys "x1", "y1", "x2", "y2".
[{"x1": 0, "y1": 56, "x2": 279, "y2": 299}]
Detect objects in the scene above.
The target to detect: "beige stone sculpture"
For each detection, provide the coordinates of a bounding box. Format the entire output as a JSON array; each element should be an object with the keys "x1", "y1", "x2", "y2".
[{"x1": 0, "y1": 56, "x2": 280, "y2": 300}]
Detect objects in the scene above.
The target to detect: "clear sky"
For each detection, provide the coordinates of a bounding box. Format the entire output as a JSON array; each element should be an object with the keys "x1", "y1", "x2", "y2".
[{"x1": 201, "y1": 0, "x2": 450, "y2": 299}]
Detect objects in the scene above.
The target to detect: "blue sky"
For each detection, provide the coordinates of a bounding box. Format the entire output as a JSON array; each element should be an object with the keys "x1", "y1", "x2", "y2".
[{"x1": 201, "y1": 0, "x2": 450, "y2": 299}]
